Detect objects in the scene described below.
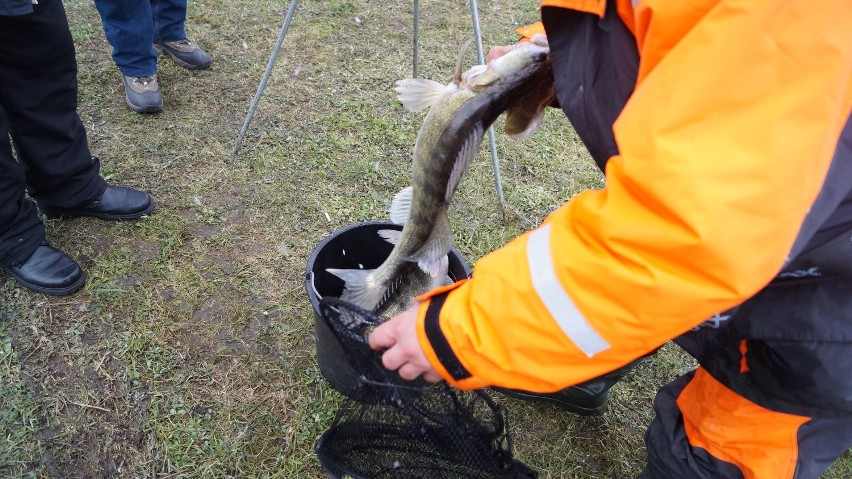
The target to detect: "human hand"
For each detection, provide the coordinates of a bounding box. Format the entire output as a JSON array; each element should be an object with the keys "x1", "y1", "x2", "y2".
[
  {"x1": 486, "y1": 33, "x2": 548, "y2": 64},
  {"x1": 368, "y1": 305, "x2": 443, "y2": 383}
]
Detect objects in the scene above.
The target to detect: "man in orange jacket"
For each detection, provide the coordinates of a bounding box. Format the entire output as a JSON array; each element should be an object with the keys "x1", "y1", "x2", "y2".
[{"x1": 369, "y1": 1, "x2": 852, "y2": 478}]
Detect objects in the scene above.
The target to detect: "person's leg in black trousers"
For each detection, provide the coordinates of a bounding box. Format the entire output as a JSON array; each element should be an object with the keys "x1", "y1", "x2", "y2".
[
  {"x1": 0, "y1": 106, "x2": 45, "y2": 268},
  {"x1": 0, "y1": 0, "x2": 153, "y2": 295},
  {"x1": 0, "y1": 0, "x2": 104, "y2": 267}
]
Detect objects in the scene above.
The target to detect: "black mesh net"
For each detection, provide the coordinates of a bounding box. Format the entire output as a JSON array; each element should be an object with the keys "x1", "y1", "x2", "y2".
[{"x1": 315, "y1": 297, "x2": 538, "y2": 479}]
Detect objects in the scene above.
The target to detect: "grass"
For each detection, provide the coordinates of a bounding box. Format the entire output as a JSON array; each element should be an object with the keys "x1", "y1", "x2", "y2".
[{"x1": 1, "y1": 0, "x2": 850, "y2": 477}]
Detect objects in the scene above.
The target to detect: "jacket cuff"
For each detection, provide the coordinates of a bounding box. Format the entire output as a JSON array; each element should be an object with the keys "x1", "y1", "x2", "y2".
[{"x1": 415, "y1": 281, "x2": 488, "y2": 390}]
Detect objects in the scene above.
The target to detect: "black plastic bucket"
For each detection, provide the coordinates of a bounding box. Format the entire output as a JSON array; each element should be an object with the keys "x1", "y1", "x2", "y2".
[{"x1": 305, "y1": 221, "x2": 472, "y2": 397}]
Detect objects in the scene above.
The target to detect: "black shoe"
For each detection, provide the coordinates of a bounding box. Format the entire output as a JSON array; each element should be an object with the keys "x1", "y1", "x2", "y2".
[
  {"x1": 494, "y1": 358, "x2": 645, "y2": 416},
  {"x1": 39, "y1": 185, "x2": 154, "y2": 221},
  {"x1": 3, "y1": 243, "x2": 85, "y2": 295}
]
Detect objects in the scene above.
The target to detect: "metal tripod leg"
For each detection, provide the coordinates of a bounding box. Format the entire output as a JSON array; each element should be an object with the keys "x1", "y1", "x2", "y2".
[
  {"x1": 469, "y1": 0, "x2": 506, "y2": 213},
  {"x1": 411, "y1": 0, "x2": 507, "y2": 214},
  {"x1": 232, "y1": 0, "x2": 300, "y2": 158}
]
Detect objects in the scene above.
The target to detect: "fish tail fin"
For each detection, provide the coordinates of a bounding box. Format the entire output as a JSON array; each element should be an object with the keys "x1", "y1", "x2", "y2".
[
  {"x1": 395, "y1": 79, "x2": 448, "y2": 112},
  {"x1": 388, "y1": 186, "x2": 414, "y2": 225},
  {"x1": 325, "y1": 268, "x2": 385, "y2": 310}
]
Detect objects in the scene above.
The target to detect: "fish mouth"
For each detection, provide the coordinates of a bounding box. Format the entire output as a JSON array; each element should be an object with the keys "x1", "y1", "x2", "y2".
[{"x1": 530, "y1": 50, "x2": 548, "y2": 62}]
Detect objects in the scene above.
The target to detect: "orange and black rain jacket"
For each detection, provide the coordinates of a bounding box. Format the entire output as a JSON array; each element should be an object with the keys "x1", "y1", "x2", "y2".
[{"x1": 414, "y1": 0, "x2": 852, "y2": 395}]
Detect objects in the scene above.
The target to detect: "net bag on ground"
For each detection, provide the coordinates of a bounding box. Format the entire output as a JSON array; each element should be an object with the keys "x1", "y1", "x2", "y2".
[{"x1": 315, "y1": 297, "x2": 538, "y2": 479}]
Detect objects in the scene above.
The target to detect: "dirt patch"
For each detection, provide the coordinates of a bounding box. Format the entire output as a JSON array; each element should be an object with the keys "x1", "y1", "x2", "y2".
[{"x1": 10, "y1": 307, "x2": 150, "y2": 478}]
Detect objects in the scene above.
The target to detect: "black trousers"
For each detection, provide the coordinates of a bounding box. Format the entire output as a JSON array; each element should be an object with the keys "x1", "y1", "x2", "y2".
[{"x1": 0, "y1": 0, "x2": 106, "y2": 267}]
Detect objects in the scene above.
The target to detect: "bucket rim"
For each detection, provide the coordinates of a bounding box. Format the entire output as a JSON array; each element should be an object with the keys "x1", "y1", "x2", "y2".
[{"x1": 304, "y1": 220, "x2": 472, "y2": 310}]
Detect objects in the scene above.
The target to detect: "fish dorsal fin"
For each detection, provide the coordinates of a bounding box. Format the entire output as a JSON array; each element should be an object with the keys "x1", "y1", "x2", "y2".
[
  {"x1": 395, "y1": 79, "x2": 451, "y2": 112},
  {"x1": 410, "y1": 213, "x2": 453, "y2": 277},
  {"x1": 446, "y1": 123, "x2": 484, "y2": 203},
  {"x1": 377, "y1": 229, "x2": 402, "y2": 245},
  {"x1": 453, "y1": 38, "x2": 474, "y2": 85},
  {"x1": 388, "y1": 186, "x2": 413, "y2": 225}
]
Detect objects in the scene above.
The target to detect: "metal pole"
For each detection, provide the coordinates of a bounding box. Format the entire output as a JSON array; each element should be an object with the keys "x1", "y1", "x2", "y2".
[
  {"x1": 468, "y1": 0, "x2": 506, "y2": 213},
  {"x1": 412, "y1": 0, "x2": 420, "y2": 78},
  {"x1": 231, "y1": 0, "x2": 301, "y2": 158}
]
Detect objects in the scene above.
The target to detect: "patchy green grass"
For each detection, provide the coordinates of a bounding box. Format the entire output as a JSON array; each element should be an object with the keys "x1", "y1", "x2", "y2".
[
  {"x1": 1, "y1": 0, "x2": 850, "y2": 478},
  {"x1": 1, "y1": 319, "x2": 45, "y2": 477}
]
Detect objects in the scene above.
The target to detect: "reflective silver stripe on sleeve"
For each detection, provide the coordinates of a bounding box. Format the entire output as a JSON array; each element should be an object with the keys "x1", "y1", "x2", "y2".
[{"x1": 527, "y1": 224, "x2": 610, "y2": 357}]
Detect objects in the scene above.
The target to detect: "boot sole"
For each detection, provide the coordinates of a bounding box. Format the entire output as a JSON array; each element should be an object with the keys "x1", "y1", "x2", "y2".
[
  {"x1": 492, "y1": 387, "x2": 609, "y2": 416},
  {"x1": 4, "y1": 268, "x2": 86, "y2": 296},
  {"x1": 41, "y1": 202, "x2": 155, "y2": 221},
  {"x1": 125, "y1": 95, "x2": 162, "y2": 113}
]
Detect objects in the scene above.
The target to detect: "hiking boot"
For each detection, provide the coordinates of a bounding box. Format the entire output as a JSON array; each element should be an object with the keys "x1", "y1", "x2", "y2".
[
  {"x1": 153, "y1": 38, "x2": 211, "y2": 70},
  {"x1": 121, "y1": 74, "x2": 163, "y2": 113}
]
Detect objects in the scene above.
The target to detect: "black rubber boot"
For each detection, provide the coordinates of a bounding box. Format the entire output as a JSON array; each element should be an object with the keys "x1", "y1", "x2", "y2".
[{"x1": 493, "y1": 358, "x2": 644, "y2": 416}]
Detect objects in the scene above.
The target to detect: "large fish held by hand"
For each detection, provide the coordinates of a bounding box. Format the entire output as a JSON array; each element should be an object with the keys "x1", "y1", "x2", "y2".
[{"x1": 328, "y1": 38, "x2": 555, "y2": 316}]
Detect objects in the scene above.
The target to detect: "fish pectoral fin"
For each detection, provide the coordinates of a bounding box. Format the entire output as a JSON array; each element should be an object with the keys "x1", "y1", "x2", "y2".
[
  {"x1": 506, "y1": 107, "x2": 545, "y2": 141},
  {"x1": 462, "y1": 64, "x2": 488, "y2": 86},
  {"x1": 377, "y1": 229, "x2": 402, "y2": 245},
  {"x1": 468, "y1": 69, "x2": 502, "y2": 91},
  {"x1": 389, "y1": 186, "x2": 414, "y2": 225},
  {"x1": 416, "y1": 256, "x2": 445, "y2": 278},
  {"x1": 325, "y1": 267, "x2": 384, "y2": 310},
  {"x1": 445, "y1": 123, "x2": 484, "y2": 202},
  {"x1": 410, "y1": 214, "x2": 453, "y2": 277},
  {"x1": 395, "y1": 79, "x2": 450, "y2": 112},
  {"x1": 435, "y1": 256, "x2": 451, "y2": 286},
  {"x1": 505, "y1": 88, "x2": 555, "y2": 141},
  {"x1": 426, "y1": 257, "x2": 453, "y2": 290}
]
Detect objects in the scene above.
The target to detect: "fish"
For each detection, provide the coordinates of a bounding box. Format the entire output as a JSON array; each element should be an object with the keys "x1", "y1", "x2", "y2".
[
  {"x1": 372, "y1": 226, "x2": 453, "y2": 321},
  {"x1": 327, "y1": 39, "x2": 554, "y2": 314}
]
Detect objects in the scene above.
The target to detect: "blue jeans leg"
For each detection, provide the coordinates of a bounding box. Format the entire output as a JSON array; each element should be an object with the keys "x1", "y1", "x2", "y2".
[
  {"x1": 152, "y1": 0, "x2": 188, "y2": 43},
  {"x1": 93, "y1": 0, "x2": 158, "y2": 77}
]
